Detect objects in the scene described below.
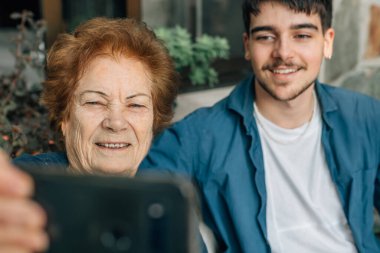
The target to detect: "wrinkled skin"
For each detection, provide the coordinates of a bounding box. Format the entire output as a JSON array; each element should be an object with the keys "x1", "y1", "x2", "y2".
[{"x1": 62, "y1": 56, "x2": 154, "y2": 176}]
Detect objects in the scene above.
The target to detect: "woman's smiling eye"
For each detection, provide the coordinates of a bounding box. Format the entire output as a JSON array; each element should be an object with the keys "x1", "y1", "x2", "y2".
[
  {"x1": 129, "y1": 103, "x2": 145, "y2": 108},
  {"x1": 85, "y1": 101, "x2": 104, "y2": 106}
]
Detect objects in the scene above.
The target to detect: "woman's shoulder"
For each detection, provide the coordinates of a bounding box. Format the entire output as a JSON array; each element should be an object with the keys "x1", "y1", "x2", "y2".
[{"x1": 13, "y1": 152, "x2": 69, "y2": 171}]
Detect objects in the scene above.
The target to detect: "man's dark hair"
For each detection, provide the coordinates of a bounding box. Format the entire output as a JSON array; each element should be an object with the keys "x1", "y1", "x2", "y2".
[{"x1": 242, "y1": 0, "x2": 333, "y2": 33}]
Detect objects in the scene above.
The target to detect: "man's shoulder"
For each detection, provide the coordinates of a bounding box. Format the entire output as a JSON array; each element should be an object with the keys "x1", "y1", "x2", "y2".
[
  {"x1": 321, "y1": 83, "x2": 378, "y2": 99},
  {"x1": 319, "y1": 83, "x2": 380, "y2": 109},
  {"x1": 13, "y1": 152, "x2": 69, "y2": 171},
  {"x1": 173, "y1": 94, "x2": 240, "y2": 134},
  {"x1": 318, "y1": 83, "x2": 380, "y2": 134},
  {"x1": 174, "y1": 77, "x2": 253, "y2": 130}
]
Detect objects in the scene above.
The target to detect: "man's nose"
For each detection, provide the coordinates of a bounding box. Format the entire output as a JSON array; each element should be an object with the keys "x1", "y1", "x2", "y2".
[
  {"x1": 272, "y1": 37, "x2": 293, "y2": 60},
  {"x1": 102, "y1": 107, "x2": 128, "y2": 132}
]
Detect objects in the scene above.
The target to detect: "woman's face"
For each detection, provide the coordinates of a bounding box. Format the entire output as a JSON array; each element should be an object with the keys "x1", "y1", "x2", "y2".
[{"x1": 61, "y1": 56, "x2": 154, "y2": 176}]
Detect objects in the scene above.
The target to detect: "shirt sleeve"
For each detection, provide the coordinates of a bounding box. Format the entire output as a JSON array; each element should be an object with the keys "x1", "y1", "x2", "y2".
[
  {"x1": 139, "y1": 121, "x2": 195, "y2": 178},
  {"x1": 374, "y1": 99, "x2": 380, "y2": 212},
  {"x1": 375, "y1": 151, "x2": 380, "y2": 211}
]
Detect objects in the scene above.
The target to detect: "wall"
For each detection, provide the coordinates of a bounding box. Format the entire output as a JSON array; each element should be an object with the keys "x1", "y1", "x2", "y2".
[{"x1": 324, "y1": 0, "x2": 380, "y2": 100}]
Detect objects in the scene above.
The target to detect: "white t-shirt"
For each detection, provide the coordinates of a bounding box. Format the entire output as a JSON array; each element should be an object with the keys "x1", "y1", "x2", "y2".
[{"x1": 254, "y1": 98, "x2": 357, "y2": 253}]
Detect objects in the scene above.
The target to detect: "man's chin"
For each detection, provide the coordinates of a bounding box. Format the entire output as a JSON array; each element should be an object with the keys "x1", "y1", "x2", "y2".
[
  {"x1": 271, "y1": 90, "x2": 301, "y2": 102},
  {"x1": 256, "y1": 78, "x2": 315, "y2": 102}
]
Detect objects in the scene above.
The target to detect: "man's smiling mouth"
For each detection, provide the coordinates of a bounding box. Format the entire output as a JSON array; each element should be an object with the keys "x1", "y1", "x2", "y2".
[{"x1": 271, "y1": 68, "x2": 298, "y2": 74}]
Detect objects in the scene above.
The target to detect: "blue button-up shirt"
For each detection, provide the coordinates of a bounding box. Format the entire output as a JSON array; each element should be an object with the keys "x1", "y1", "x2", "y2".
[{"x1": 140, "y1": 74, "x2": 380, "y2": 252}]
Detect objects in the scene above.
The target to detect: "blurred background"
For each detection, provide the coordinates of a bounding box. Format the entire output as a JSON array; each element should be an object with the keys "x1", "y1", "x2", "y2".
[
  {"x1": 0, "y1": 0, "x2": 379, "y2": 120},
  {"x1": 0, "y1": 0, "x2": 379, "y2": 146}
]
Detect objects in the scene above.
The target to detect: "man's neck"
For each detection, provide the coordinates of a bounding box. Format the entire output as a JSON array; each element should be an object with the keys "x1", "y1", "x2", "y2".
[{"x1": 254, "y1": 83, "x2": 315, "y2": 129}]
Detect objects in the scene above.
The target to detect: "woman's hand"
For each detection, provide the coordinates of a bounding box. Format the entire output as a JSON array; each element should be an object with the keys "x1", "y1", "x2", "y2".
[{"x1": 0, "y1": 151, "x2": 48, "y2": 253}]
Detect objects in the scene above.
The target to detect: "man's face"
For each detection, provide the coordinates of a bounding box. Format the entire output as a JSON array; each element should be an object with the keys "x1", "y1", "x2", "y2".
[
  {"x1": 61, "y1": 56, "x2": 154, "y2": 176},
  {"x1": 243, "y1": 2, "x2": 334, "y2": 101}
]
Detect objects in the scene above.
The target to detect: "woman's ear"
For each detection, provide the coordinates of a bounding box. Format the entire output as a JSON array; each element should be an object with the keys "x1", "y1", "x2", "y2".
[{"x1": 61, "y1": 121, "x2": 66, "y2": 137}]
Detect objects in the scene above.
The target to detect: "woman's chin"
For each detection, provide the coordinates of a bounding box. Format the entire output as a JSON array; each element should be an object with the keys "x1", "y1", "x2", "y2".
[{"x1": 91, "y1": 164, "x2": 137, "y2": 177}]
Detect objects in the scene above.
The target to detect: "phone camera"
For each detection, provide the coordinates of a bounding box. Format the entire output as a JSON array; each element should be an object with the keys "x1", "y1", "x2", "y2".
[{"x1": 100, "y1": 228, "x2": 132, "y2": 252}]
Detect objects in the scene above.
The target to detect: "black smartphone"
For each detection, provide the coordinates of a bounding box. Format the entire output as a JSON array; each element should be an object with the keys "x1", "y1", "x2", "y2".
[{"x1": 23, "y1": 168, "x2": 200, "y2": 253}]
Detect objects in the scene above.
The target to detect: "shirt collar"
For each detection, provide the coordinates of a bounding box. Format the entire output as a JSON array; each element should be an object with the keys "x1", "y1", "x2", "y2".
[
  {"x1": 315, "y1": 80, "x2": 338, "y2": 129},
  {"x1": 227, "y1": 74, "x2": 256, "y2": 130}
]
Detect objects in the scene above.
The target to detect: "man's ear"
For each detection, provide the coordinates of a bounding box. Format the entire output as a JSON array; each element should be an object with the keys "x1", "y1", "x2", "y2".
[
  {"x1": 243, "y1": 32, "x2": 251, "y2": 60},
  {"x1": 323, "y1": 28, "x2": 335, "y2": 59}
]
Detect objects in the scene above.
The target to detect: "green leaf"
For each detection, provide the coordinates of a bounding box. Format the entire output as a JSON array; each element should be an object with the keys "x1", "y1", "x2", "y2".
[
  {"x1": 206, "y1": 68, "x2": 218, "y2": 87},
  {"x1": 10, "y1": 12, "x2": 22, "y2": 20},
  {"x1": 155, "y1": 26, "x2": 230, "y2": 86},
  {"x1": 189, "y1": 67, "x2": 207, "y2": 86},
  {"x1": 3, "y1": 101, "x2": 17, "y2": 114}
]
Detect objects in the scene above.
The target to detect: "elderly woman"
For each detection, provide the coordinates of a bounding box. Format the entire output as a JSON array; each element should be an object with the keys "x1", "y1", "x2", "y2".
[
  {"x1": 0, "y1": 17, "x2": 178, "y2": 252},
  {"x1": 16, "y1": 17, "x2": 178, "y2": 174}
]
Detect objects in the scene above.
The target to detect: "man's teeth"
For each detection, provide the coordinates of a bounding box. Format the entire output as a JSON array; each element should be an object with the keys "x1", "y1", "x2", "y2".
[
  {"x1": 97, "y1": 143, "x2": 129, "y2": 148},
  {"x1": 272, "y1": 69, "x2": 297, "y2": 74}
]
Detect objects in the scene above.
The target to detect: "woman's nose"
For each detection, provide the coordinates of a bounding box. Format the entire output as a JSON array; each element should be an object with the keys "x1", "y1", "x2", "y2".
[{"x1": 102, "y1": 107, "x2": 128, "y2": 132}]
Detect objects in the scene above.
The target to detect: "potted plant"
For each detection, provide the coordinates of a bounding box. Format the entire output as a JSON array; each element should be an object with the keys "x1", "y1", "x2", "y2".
[{"x1": 155, "y1": 26, "x2": 230, "y2": 89}]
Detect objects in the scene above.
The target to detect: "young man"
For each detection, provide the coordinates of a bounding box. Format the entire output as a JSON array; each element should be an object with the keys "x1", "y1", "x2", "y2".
[{"x1": 141, "y1": 0, "x2": 380, "y2": 252}]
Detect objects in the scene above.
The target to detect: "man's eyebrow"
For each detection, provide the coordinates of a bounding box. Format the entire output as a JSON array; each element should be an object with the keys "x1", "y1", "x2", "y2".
[
  {"x1": 249, "y1": 23, "x2": 319, "y2": 35},
  {"x1": 290, "y1": 23, "x2": 319, "y2": 31},
  {"x1": 249, "y1": 26, "x2": 274, "y2": 35}
]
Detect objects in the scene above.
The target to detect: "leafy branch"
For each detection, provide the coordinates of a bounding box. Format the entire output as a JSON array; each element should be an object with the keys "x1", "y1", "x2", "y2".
[
  {"x1": 155, "y1": 26, "x2": 230, "y2": 86},
  {"x1": 0, "y1": 11, "x2": 60, "y2": 157}
]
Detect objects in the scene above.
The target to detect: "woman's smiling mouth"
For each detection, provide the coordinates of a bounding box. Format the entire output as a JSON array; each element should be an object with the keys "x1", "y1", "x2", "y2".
[{"x1": 95, "y1": 143, "x2": 130, "y2": 149}]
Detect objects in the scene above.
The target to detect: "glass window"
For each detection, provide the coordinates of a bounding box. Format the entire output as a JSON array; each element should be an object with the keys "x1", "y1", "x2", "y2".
[
  {"x1": 202, "y1": 0, "x2": 244, "y2": 58},
  {"x1": 63, "y1": 0, "x2": 126, "y2": 32},
  {"x1": 0, "y1": 0, "x2": 41, "y2": 28},
  {"x1": 142, "y1": 0, "x2": 189, "y2": 29}
]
